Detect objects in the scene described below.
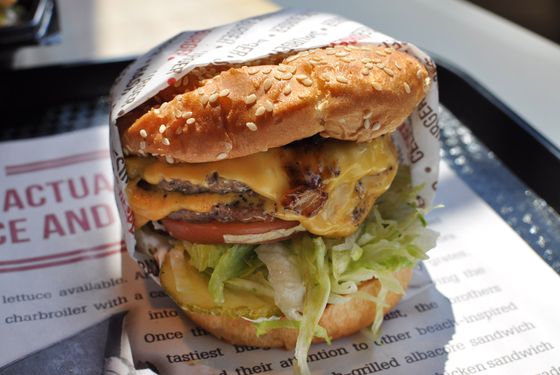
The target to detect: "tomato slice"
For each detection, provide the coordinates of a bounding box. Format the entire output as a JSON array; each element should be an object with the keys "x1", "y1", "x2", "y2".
[{"x1": 161, "y1": 218, "x2": 299, "y2": 244}]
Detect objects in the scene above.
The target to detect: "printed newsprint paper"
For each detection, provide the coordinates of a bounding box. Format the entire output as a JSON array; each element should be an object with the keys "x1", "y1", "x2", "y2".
[{"x1": 1, "y1": 128, "x2": 560, "y2": 373}]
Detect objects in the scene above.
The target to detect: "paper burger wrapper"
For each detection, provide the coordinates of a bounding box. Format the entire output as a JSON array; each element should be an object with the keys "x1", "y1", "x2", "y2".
[{"x1": 109, "y1": 9, "x2": 440, "y2": 278}]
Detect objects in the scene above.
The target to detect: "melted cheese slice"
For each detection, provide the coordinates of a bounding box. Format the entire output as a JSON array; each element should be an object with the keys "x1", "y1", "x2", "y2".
[{"x1": 126, "y1": 136, "x2": 398, "y2": 237}]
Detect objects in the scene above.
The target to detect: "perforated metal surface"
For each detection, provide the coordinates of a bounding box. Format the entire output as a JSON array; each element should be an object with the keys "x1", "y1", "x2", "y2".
[
  {"x1": 0, "y1": 97, "x2": 109, "y2": 141},
  {"x1": 439, "y1": 107, "x2": 560, "y2": 272}
]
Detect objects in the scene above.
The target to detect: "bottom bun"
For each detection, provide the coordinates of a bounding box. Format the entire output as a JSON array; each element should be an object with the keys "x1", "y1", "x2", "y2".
[{"x1": 186, "y1": 267, "x2": 413, "y2": 349}]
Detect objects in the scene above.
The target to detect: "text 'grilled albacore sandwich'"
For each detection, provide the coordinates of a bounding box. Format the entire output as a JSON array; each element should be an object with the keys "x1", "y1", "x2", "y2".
[{"x1": 115, "y1": 40, "x2": 438, "y2": 374}]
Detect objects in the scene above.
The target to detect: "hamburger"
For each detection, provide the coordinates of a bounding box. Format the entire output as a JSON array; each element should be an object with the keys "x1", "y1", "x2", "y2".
[{"x1": 117, "y1": 43, "x2": 437, "y2": 374}]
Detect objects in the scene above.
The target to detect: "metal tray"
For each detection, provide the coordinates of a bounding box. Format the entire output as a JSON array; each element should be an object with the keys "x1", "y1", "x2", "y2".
[{"x1": 0, "y1": 58, "x2": 559, "y2": 374}]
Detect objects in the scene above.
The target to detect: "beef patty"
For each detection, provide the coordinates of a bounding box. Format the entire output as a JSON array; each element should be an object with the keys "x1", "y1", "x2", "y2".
[
  {"x1": 137, "y1": 177, "x2": 272, "y2": 223},
  {"x1": 158, "y1": 172, "x2": 251, "y2": 194}
]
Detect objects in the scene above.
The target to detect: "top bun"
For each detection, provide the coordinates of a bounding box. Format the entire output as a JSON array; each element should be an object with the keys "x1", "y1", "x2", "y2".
[{"x1": 121, "y1": 45, "x2": 430, "y2": 163}]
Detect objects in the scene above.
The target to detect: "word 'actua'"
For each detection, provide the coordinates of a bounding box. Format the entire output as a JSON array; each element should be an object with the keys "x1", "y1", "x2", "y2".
[{"x1": 1, "y1": 173, "x2": 112, "y2": 213}]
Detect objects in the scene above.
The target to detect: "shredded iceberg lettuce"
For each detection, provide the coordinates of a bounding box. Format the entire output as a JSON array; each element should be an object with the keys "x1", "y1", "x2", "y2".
[
  {"x1": 293, "y1": 236, "x2": 331, "y2": 375},
  {"x1": 208, "y1": 244, "x2": 254, "y2": 304},
  {"x1": 169, "y1": 166, "x2": 437, "y2": 375},
  {"x1": 255, "y1": 243, "x2": 306, "y2": 321},
  {"x1": 185, "y1": 243, "x2": 228, "y2": 272}
]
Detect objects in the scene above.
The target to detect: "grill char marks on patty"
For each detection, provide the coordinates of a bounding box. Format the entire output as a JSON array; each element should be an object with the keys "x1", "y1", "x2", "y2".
[{"x1": 158, "y1": 172, "x2": 251, "y2": 194}]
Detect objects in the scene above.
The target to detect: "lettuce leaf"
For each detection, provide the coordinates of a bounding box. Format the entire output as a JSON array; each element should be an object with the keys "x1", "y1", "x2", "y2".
[
  {"x1": 208, "y1": 244, "x2": 255, "y2": 304},
  {"x1": 185, "y1": 243, "x2": 228, "y2": 272},
  {"x1": 255, "y1": 243, "x2": 306, "y2": 320},
  {"x1": 293, "y1": 236, "x2": 331, "y2": 375}
]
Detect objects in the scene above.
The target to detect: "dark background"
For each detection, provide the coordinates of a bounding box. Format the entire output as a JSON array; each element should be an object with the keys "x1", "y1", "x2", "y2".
[{"x1": 467, "y1": 0, "x2": 560, "y2": 45}]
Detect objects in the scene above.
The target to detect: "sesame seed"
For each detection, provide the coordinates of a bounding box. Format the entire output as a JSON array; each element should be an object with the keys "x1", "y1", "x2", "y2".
[
  {"x1": 246, "y1": 122, "x2": 257, "y2": 131},
  {"x1": 404, "y1": 82, "x2": 411, "y2": 94},
  {"x1": 372, "y1": 58, "x2": 382, "y2": 63},
  {"x1": 263, "y1": 78, "x2": 273, "y2": 92},
  {"x1": 365, "y1": 63, "x2": 374, "y2": 69},
  {"x1": 375, "y1": 50, "x2": 386, "y2": 56},
  {"x1": 363, "y1": 110, "x2": 373, "y2": 119},
  {"x1": 224, "y1": 142, "x2": 233, "y2": 152},
  {"x1": 182, "y1": 111, "x2": 193, "y2": 118},
  {"x1": 174, "y1": 109, "x2": 182, "y2": 118},
  {"x1": 159, "y1": 124, "x2": 166, "y2": 133},
  {"x1": 311, "y1": 56, "x2": 322, "y2": 62},
  {"x1": 341, "y1": 57, "x2": 355, "y2": 63},
  {"x1": 361, "y1": 69, "x2": 370, "y2": 75},
  {"x1": 363, "y1": 118, "x2": 371, "y2": 129},
  {"x1": 372, "y1": 81, "x2": 382, "y2": 91},
  {"x1": 384, "y1": 47, "x2": 394, "y2": 54},
  {"x1": 278, "y1": 65, "x2": 288, "y2": 73},
  {"x1": 372, "y1": 122, "x2": 382, "y2": 131},
  {"x1": 201, "y1": 95, "x2": 209, "y2": 105},
  {"x1": 255, "y1": 106, "x2": 266, "y2": 116},
  {"x1": 298, "y1": 93, "x2": 307, "y2": 99},
  {"x1": 217, "y1": 153, "x2": 227, "y2": 160},
  {"x1": 295, "y1": 74, "x2": 308, "y2": 81},
  {"x1": 417, "y1": 69, "x2": 423, "y2": 79},
  {"x1": 162, "y1": 137, "x2": 170, "y2": 146},
  {"x1": 281, "y1": 72, "x2": 292, "y2": 80},
  {"x1": 302, "y1": 78, "x2": 313, "y2": 87},
  {"x1": 139, "y1": 141, "x2": 146, "y2": 149},
  {"x1": 394, "y1": 61, "x2": 402, "y2": 70},
  {"x1": 361, "y1": 58, "x2": 372, "y2": 64},
  {"x1": 287, "y1": 65, "x2": 297, "y2": 73},
  {"x1": 140, "y1": 129, "x2": 147, "y2": 138},
  {"x1": 326, "y1": 49, "x2": 336, "y2": 55},
  {"x1": 244, "y1": 94, "x2": 257, "y2": 105},
  {"x1": 320, "y1": 73, "x2": 330, "y2": 81},
  {"x1": 335, "y1": 51, "x2": 349, "y2": 57},
  {"x1": 376, "y1": 63, "x2": 385, "y2": 69},
  {"x1": 283, "y1": 84, "x2": 292, "y2": 95},
  {"x1": 219, "y1": 89, "x2": 230, "y2": 97},
  {"x1": 383, "y1": 67, "x2": 395, "y2": 76},
  {"x1": 286, "y1": 55, "x2": 298, "y2": 63},
  {"x1": 336, "y1": 76, "x2": 349, "y2": 84},
  {"x1": 344, "y1": 46, "x2": 353, "y2": 52},
  {"x1": 165, "y1": 155, "x2": 174, "y2": 164},
  {"x1": 209, "y1": 93, "x2": 219, "y2": 103},
  {"x1": 262, "y1": 67, "x2": 272, "y2": 74},
  {"x1": 273, "y1": 71, "x2": 283, "y2": 80},
  {"x1": 186, "y1": 118, "x2": 195, "y2": 125},
  {"x1": 197, "y1": 88, "x2": 204, "y2": 95},
  {"x1": 248, "y1": 67, "x2": 259, "y2": 75},
  {"x1": 263, "y1": 100, "x2": 274, "y2": 112},
  {"x1": 424, "y1": 77, "x2": 431, "y2": 91}
]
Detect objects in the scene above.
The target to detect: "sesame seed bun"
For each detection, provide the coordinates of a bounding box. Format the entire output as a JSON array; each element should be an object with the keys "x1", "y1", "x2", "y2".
[
  {"x1": 121, "y1": 45, "x2": 429, "y2": 163},
  {"x1": 185, "y1": 267, "x2": 413, "y2": 349}
]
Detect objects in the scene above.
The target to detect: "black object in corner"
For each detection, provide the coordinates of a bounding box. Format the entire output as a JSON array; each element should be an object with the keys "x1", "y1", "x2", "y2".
[{"x1": 436, "y1": 58, "x2": 560, "y2": 213}]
